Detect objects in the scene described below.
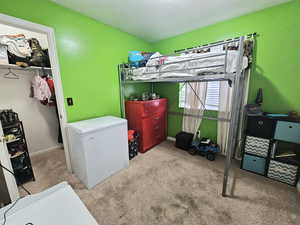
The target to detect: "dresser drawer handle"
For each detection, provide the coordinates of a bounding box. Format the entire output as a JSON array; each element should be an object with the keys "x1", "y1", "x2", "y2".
[{"x1": 289, "y1": 126, "x2": 293, "y2": 128}]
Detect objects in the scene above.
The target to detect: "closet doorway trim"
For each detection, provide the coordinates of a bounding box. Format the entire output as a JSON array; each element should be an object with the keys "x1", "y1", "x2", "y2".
[{"x1": 0, "y1": 13, "x2": 72, "y2": 172}]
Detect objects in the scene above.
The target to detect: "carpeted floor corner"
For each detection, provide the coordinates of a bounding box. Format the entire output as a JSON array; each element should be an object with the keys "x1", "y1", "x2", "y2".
[{"x1": 23, "y1": 141, "x2": 300, "y2": 225}]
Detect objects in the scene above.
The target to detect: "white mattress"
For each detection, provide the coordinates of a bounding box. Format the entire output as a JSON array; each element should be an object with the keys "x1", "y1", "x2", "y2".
[{"x1": 130, "y1": 51, "x2": 248, "y2": 81}]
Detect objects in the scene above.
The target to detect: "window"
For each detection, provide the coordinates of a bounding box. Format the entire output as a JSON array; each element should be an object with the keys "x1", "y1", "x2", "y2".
[
  {"x1": 205, "y1": 81, "x2": 220, "y2": 110},
  {"x1": 179, "y1": 81, "x2": 220, "y2": 111},
  {"x1": 178, "y1": 83, "x2": 186, "y2": 108}
]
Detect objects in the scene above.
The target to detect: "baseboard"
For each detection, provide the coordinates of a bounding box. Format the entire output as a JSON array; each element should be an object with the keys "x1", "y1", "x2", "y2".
[
  {"x1": 167, "y1": 136, "x2": 176, "y2": 142},
  {"x1": 30, "y1": 145, "x2": 63, "y2": 157}
]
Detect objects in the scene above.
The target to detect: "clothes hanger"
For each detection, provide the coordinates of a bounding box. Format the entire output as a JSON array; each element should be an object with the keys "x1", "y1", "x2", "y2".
[
  {"x1": 40, "y1": 67, "x2": 50, "y2": 79},
  {"x1": 3, "y1": 68, "x2": 19, "y2": 79}
]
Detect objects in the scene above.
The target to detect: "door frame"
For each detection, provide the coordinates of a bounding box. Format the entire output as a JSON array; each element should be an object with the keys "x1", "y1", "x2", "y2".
[{"x1": 0, "y1": 14, "x2": 72, "y2": 176}]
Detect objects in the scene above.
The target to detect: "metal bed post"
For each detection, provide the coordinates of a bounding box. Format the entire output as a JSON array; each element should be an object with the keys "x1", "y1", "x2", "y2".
[
  {"x1": 235, "y1": 38, "x2": 256, "y2": 159},
  {"x1": 118, "y1": 64, "x2": 126, "y2": 118},
  {"x1": 222, "y1": 36, "x2": 246, "y2": 197}
]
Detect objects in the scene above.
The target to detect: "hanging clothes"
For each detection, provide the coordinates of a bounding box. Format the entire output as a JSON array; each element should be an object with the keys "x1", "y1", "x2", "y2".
[
  {"x1": 46, "y1": 77, "x2": 55, "y2": 93},
  {"x1": 31, "y1": 74, "x2": 63, "y2": 144},
  {"x1": 47, "y1": 78, "x2": 63, "y2": 143},
  {"x1": 43, "y1": 75, "x2": 63, "y2": 143},
  {"x1": 43, "y1": 76, "x2": 56, "y2": 105},
  {"x1": 31, "y1": 75, "x2": 52, "y2": 102}
]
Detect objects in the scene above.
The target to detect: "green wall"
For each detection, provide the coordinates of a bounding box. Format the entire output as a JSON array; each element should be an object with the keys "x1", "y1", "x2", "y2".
[
  {"x1": 1, "y1": 0, "x2": 152, "y2": 122},
  {"x1": 152, "y1": 0, "x2": 300, "y2": 139}
]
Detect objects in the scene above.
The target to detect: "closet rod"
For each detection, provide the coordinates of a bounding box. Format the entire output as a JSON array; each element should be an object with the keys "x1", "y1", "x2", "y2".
[
  {"x1": 168, "y1": 111, "x2": 230, "y2": 122},
  {"x1": 0, "y1": 64, "x2": 51, "y2": 71}
]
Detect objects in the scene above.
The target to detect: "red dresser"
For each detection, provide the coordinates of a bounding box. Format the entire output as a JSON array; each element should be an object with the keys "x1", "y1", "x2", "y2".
[{"x1": 125, "y1": 98, "x2": 167, "y2": 153}]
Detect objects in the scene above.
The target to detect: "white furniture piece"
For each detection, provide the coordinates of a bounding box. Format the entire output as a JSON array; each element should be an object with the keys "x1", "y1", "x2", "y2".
[
  {"x1": 67, "y1": 116, "x2": 129, "y2": 189},
  {"x1": 0, "y1": 182, "x2": 99, "y2": 225}
]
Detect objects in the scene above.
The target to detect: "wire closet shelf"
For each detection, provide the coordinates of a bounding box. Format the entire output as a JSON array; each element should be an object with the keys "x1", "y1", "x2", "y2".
[
  {"x1": 0, "y1": 64, "x2": 51, "y2": 71},
  {"x1": 118, "y1": 33, "x2": 256, "y2": 197}
]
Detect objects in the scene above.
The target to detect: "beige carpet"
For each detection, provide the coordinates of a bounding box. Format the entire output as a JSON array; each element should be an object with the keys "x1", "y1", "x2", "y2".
[{"x1": 22, "y1": 141, "x2": 300, "y2": 225}]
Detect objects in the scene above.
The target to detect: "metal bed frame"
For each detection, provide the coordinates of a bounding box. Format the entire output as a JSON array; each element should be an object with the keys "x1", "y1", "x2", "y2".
[{"x1": 118, "y1": 34, "x2": 256, "y2": 197}]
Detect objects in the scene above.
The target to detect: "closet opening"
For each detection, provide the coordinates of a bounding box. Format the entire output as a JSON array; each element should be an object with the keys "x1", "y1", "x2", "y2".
[{"x1": 0, "y1": 14, "x2": 69, "y2": 204}]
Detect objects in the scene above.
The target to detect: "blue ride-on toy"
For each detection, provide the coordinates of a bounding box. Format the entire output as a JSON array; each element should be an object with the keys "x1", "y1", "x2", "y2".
[{"x1": 189, "y1": 138, "x2": 220, "y2": 161}]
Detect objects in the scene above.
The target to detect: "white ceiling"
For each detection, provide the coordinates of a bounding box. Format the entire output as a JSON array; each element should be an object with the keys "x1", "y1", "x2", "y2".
[{"x1": 51, "y1": 0, "x2": 290, "y2": 42}]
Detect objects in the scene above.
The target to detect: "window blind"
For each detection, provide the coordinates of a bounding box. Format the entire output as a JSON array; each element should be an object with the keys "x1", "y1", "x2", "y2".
[
  {"x1": 205, "y1": 81, "x2": 220, "y2": 111},
  {"x1": 179, "y1": 81, "x2": 220, "y2": 111},
  {"x1": 178, "y1": 83, "x2": 186, "y2": 108}
]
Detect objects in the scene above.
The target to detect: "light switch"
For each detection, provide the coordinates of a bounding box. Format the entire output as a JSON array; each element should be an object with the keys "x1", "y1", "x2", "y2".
[{"x1": 67, "y1": 97, "x2": 73, "y2": 106}]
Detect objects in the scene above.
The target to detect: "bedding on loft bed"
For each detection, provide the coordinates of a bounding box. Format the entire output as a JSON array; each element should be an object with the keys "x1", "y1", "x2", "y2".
[{"x1": 127, "y1": 50, "x2": 249, "y2": 81}]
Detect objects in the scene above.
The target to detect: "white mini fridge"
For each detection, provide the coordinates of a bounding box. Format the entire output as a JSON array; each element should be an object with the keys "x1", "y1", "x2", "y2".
[{"x1": 67, "y1": 116, "x2": 129, "y2": 189}]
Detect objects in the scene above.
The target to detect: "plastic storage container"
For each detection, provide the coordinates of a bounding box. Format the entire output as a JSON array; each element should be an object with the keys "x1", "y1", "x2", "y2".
[
  {"x1": 246, "y1": 116, "x2": 276, "y2": 139},
  {"x1": 274, "y1": 121, "x2": 300, "y2": 144},
  {"x1": 244, "y1": 136, "x2": 270, "y2": 157},
  {"x1": 242, "y1": 154, "x2": 266, "y2": 175},
  {"x1": 267, "y1": 160, "x2": 298, "y2": 185}
]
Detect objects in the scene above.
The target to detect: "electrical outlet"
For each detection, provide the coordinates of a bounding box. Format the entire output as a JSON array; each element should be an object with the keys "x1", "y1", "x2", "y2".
[{"x1": 67, "y1": 97, "x2": 73, "y2": 106}]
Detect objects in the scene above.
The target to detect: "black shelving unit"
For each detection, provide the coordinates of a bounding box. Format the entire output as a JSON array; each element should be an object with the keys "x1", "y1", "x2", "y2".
[
  {"x1": 241, "y1": 115, "x2": 300, "y2": 186},
  {"x1": 2, "y1": 119, "x2": 35, "y2": 185}
]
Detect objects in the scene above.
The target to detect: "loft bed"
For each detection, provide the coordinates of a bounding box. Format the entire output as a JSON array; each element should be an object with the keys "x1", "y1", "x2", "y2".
[
  {"x1": 118, "y1": 34, "x2": 256, "y2": 197},
  {"x1": 124, "y1": 51, "x2": 248, "y2": 81},
  {"x1": 120, "y1": 35, "x2": 254, "y2": 85}
]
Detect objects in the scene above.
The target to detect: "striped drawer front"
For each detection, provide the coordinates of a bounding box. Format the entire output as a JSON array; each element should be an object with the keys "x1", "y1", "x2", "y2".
[
  {"x1": 244, "y1": 136, "x2": 270, "y2": 157},
  {"x1": 268, "y1": 160, "x2": 298, "y2": 185}
]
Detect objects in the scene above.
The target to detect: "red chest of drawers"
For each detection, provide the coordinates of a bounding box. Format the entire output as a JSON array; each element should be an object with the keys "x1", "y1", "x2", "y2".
[{"x1": 125, "y1": 98, "x2": 167, "y2": 153}]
